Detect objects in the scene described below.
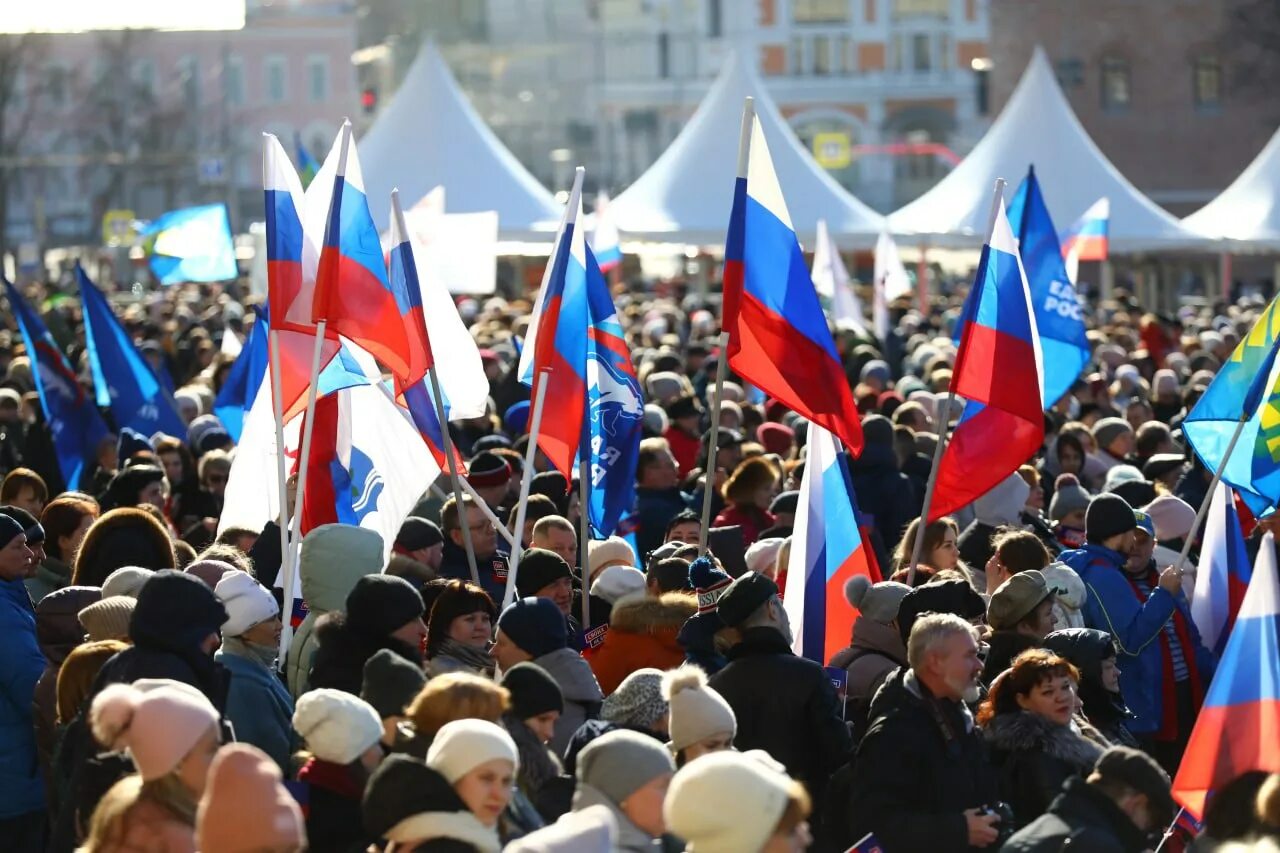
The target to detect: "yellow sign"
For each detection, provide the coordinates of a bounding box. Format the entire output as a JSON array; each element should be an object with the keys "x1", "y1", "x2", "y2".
[
  {"x1": 102, "y1": 210, "x2": 137, "y2": 247},
  {"x1": 813, "y1": 132, "x2": 852, "y2": 169}
]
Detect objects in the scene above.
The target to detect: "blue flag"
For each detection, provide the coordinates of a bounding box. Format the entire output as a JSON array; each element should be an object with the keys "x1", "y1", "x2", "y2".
[
  {"x1": 78, "y1": 264, "x2": 186, "y2": 438},
  {"x1": 294, "y1": 132, "x2": 320, "y2": 189},
  {"x1": 140, "y1": 203, "x2": 238, "y2": 284},
  {"x1": 212, "y1": 304, "x2": 270, "y2": 442},
  {"x1": 582, "y1": 244, "x2": 644, "y2": 537},
  {"x1": 1006, "y1": 166, "x2": 1090, "y2": 408},
  {"x1": 3, "y1": 278, "x2": 108, "y2": 490}
]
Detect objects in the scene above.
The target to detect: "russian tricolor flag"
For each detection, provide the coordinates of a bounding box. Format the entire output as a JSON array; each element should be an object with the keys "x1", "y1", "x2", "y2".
[
  {"x1": 929, "y1": 193, "x2": 1044, "y2": 522},
  {"x1": 311, "y1": 121, "x2": 413, "y2": 383},
  {"x1": 783, "y1": 423, "x2": 878, "y2": 665},
  {"x1": 1060, "y1": 197, "x2": 1109, "y2": 283},
  {"x1": 591, "y1": 191, "x2": 622, "y2": 273},
  {"x1": 1192, "y1": 483, "x2": 1253, "y2": 657},
  {"x1": 518, "y1": 168, "x2": 590, "y2": 479},
  {"x1": 1173, "y1": 531, "x2": 1280, "y2": 819},
  {"x1": 723, "y1": 100, "x2": 863, "y2": 456}
]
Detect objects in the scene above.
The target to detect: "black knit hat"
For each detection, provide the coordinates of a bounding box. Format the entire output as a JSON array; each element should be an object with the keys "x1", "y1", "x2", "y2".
[
  {"x1": 1086, "y1": 493, "x2": 1138, "y2": 544},
  {"x1": 501, "y1": 661, "x2": 564, "y2": 719},
  {"x1": 0, "y1": 513, "x2": 24, "y2": 551},
  {"x1": 716, "y1": 572, "x2": 778, "y2": 628},
  {"x1": 467, "y1": 451, "x2": 511, "y2": 489},
  {"x1": 362, "y1": 755, "x2": 469, "y2": 839},
  {"x1": 346, "y1": 574, "x2": 425, "y2": 638},
  {"x1": 395, "y1": 516, "x2": 443, "y2": 552},
  {"x1": 103, "y1": 465, "x2": 165, "y2": 511},
  {"x1": 361, "y1": 648, "x2": 427, "y2": 719},
  {"x1": 514, "y1": 548, "x2": 572, "y2": 598},
  {"x1": 130, "y1": 569, "x2": 228, "y2": 652},
  {"x1": 0, "y1": 505, "x2": 42, "y2": 544}
]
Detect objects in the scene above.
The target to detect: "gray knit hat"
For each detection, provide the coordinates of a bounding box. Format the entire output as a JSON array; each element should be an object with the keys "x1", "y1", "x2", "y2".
[
  {"x1": 576, "y1": 729, "x2": 674, "y2": 807},
  {"x1": 1049, "y1": 474, "x2": 1092, "y2": 522},
  {"x1": 843, "y1": 576, "x2": 912, "y2": 624},
  {"x1": 601, "y1": 668, "x2": 669, "y2": 730}
]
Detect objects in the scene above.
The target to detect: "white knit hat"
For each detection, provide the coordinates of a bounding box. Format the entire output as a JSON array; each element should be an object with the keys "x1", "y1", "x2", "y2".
[
  {"x1": 744, "y1": 538, "x2": 785, "y2": 575},
  {"x1": 590, "y1": 566, "x2": 647, "y2": 605},
  {"x1": 586, "y1": 537, "x2": 636, "y2": 583},
  {"x1": 426, "y1": 719, "x2": 519, "y2": 784},
  {"x1": 505, "y1": 803, "x2": 617, "y2": 852},
  {"x1": 101, "y1": 566, "x2": 154, "y2": 599},
  {"x1": 292, "y1": 689, "x2": 383, "y2": 765},
  {"x1": 664, "y1": 751, "x2": 792, "y2": 853},
  {"x1": 662, "y1": 666, "x2": 736, "y2": 752},
  {"x1": 215, "y1": 571, "x2": 279, "y2": 637}
]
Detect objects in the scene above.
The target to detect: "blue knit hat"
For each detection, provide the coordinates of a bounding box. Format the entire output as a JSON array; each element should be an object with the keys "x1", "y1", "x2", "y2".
[
  {"x1": 503, "y1": 400, "x2": 531, "y2": 435},
  {"x1": 497, "y1": 597, "x2": 567, "y2": 659},
  {"x1": 688, "y1": 557, "x2": 731, "y2": 614}
]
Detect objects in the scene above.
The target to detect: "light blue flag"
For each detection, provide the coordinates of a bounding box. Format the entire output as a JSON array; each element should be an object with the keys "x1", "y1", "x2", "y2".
[
  {"x1": 141, "y1": 203, "x2": 238, "y2": 284},
  {"x1": 1006, "y1": 166, "x2": 1090, "y2": 408},
  {"x1": 3, "y1": 277, "x2": 108, "y2": 490},
  {"x1": 78, "y1": 264, "x2": 186, "y2": 438},
  {"x1": 212, "y1": 304, "x2": 270, "y2": 442}
]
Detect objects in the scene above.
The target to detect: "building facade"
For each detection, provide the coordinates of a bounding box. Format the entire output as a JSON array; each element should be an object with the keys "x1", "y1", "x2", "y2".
[
  {"x1": 987, "y1": 0, "x2": 1276, "y2": 216},
  {"x1": 361, "y1": 0, "x2": 991, "y2": 212},
  {"x1": 1, "y1": 0, "x2": 358, "y2": 249}
]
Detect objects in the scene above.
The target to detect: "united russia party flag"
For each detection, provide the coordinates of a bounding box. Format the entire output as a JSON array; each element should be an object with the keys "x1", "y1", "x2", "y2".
[
  {"x1": 518, "y1": 168, "x2": 589, "y2": 479},
  {"x1": 929, "y1": 193, "x2": 1044, "y2": 521},
  {"x1": 1173, "y1": 531, "x2": 1280, "y2": 819},
  {"x1": 784, "y1": 423, "x2": 877, "y2": 665},
  {"x1": 723, "y1": 99, "x2": 863, "y2": 456}
]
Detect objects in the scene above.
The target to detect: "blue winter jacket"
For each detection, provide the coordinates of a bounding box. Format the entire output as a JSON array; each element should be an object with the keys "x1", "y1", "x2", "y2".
[
  {"x1": 1058, "y1": 544, "x2": 1214, "y2": 736},
  {"x1": 0, "y1": 578, "x2": 46, "y2": 817},
  {"x1": 215, "y1": 649, "x2": 297, "y2": 774}
]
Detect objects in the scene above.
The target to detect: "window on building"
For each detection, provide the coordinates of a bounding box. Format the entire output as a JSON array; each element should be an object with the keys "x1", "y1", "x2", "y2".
[
  {"x1": 133, "y1": 59, "x2": 155, "y2": 98},
  {"x1": 708, "y1": 0, "x2": 722, "y2": 37},
  {"x1": 307, "y1": 56, "x2": 328, "y2": 103},
  {"x1": 890, "y1": 33, "x2": 904, "y2": 72},
  {"x1": 1055, "y1": 58, "x2": 1084, "y2": 89},
  {"x1": 794, "y1": 0, "x2": 850, "y2": 24},
  {"x1": 224, "y1": 57, "x2": 244, "y2": 106},
  {"x1": 1193, "y1": 57, "x2": 1222, "y2": 109},
  {"x1": 266, "y1": 56, "x2": 287, "y2": 103},
  {"x1": 792, "y1": 36, "x2": 806, "y2": 75},
  {"x1": 657, "y1": 32, "x2": 669, "y2": 79},
  {"x1": 178, "y1": 56, "x2": 200, "y2": 107},
  {"x1": 938, "y1": 33, "x2": 951, "y2": 70},
  {"x1": 1101, "y1": 57, "x2": 1130, "y2": 111},
  {"x1": 893, "y1": 0, "x2": 949, "y2": 19},
  {"x1": 912, "y1": 33, "x2": 932, "y2": 72},
  {"x1": 813, "y1": 36, "x2": 833, "y2": 75},
  {"x1": 840, "y1": 34, "x2": 854, "y2": 74}
]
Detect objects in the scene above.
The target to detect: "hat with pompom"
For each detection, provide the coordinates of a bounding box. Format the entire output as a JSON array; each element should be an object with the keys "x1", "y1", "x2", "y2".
[
  {"x1": 844, "y1": 576, "x2": 912, "y2": 625},
  {"x1": 662, "y1": 666, "x2": 736, "y2": 752},
  {"x1": 90, "y1": 680, "x2": 219, "y2": 780}
]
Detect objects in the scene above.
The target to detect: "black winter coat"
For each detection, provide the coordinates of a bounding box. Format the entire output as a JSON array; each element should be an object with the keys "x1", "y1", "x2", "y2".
[
  {"x1": 983, "y1": 711, "x2": 1107, "y2": 827},
  {"x1": 309, "y1": 613, "x2": 422, "y2": 697},
  {"x1": 849, "y1": 442, "x2": 916, "y2": 551},
  {"x1": 708, "y1": 628, "x2": 851, "y2": 805},
  {"x1": 845, "y1": 667, "x2": 999, "y2": 853},
  {"x1": 1000, "y1": 776, "x2": 1150, "y2": 853},
  {"x1": 981, "y1": 631, "x2": 1041, "y2": 687}
]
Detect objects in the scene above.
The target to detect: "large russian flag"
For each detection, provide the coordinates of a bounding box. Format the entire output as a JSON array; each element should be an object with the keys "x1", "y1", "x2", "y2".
[
  {"x1": 1173, "y1": 531, "x2": 1280, "y2": 819},
  {"x1": 723, "y1": 101, "x2": 863, "y2": 456},
  {"x1": 518, "y1": 169, "x2": 589, "y2": 479},
  {"x1": 929, "y1": 195, "x2": 1044, "y2": 522},
  {"x1": 783, "y1": 423, "x2": 878, "y2": 665},
  {"x1": 311, "y1": 121, "x2": 413, "y2": 383},
  {"x1": 1192, "y1": 483, "x2": 1253, "y2": 657}
]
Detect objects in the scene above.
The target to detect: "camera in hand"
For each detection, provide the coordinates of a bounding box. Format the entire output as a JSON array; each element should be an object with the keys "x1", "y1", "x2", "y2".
[{"x1": 980, "y1": 802, "x2": 1016, "y2": 845}]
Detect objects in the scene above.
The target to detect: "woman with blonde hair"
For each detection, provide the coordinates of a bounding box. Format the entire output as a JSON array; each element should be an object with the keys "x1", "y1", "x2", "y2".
[{"x1": 405, "y1": 672, "x2": 510, "y2": 752}]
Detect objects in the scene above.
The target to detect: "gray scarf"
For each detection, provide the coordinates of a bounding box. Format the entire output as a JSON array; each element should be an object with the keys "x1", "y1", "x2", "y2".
[
  {"x1": 429, "y1": 638, "x2": 495, "y2": 677},
  {"x1": 222, "y1": 636, "x2": 278, "y2": 670}
]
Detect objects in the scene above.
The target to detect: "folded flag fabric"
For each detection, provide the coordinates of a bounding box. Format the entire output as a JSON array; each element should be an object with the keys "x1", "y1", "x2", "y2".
[
  {"x1": 1191, "y1": 483, "x2": 1253, "y2": 658},
  {"x1": 811, "y1": 218, "x2": 867, "y2": 336}
]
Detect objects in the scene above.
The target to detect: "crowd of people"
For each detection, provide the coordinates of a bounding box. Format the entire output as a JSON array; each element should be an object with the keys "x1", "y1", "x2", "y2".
[{"x1": 1, "y1": 275, "x2": 1280, "y2": 852}]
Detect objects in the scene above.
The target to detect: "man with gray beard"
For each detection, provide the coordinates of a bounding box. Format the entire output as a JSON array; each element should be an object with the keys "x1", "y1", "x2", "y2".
[{"x1": 845, "y1": 613, "x2": 1004, "y2": 852}]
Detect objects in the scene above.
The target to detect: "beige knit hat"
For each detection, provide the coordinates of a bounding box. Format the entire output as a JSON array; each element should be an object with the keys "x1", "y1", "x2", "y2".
[
  {"x1": 661, "y1": 666, "x2": 736, "y2": 752},
  {"x1": 78, "y1": 596, "x2": 136, "y2": 642}
]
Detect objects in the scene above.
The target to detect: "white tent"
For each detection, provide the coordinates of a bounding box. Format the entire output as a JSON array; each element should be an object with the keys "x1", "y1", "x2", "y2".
[
  {"x1": 888, "y1": 47, "x2": 1204, "y2": 251},
  {"x1": 359, "y1": 42, "x2": 561, "y2": 238},
  {"x1": 608, "y1": 51, "x2": 884, "y2": 246},
  {"x1": 1183, "y1": 126, "x2": 1280, "y2": 250}
]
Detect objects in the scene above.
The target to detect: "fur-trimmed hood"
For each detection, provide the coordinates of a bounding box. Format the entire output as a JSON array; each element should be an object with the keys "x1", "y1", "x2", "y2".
[
  {"x1": 385, "y1": 810, "x2": 501, "y2": 852},
  {"x1": 607, "y1": 592, "x2": 697, "y2": 635},
  {"x1": 984, "y1": 710, "x2": 1106, "y2": 772}
]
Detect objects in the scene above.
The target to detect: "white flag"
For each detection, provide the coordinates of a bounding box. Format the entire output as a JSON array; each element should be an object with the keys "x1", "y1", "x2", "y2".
[
  {"x1": 874, "y1": 229, "x2": 911, "y2": 340},
  {"x1": 811, "y1": 219, "x2": 867, "y2": 335}
]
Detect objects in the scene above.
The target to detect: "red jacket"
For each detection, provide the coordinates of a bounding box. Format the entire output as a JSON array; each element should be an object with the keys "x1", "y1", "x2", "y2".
[
  {"x1": 713, "y1": 504, "x2": 776, "y2": 546},
  {"x1": 588, "y1": 593, "x2": 697, "y2": 695},
  {"x1": 664, "y1": 427, "x2": 701, "y2": 476}
]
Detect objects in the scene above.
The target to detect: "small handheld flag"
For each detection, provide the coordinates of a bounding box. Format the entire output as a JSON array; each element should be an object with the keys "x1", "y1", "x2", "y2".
[
  {"x1": 212, "y1": 306, "x2": 269, "y2": 442},
  {"x1": 723, "y1": 99, "x2": 863, "y2": 455},
  {"x1": 1060, "y1": 197, "x2": 1109, "y2": 283},
  {"x1": 590, "y1": 191, "x2": 622, "y2": 273},
  {"x1": 3, "y1": 278, "x2": 108, "y2": 490},
  {"x1": 1191, "y1": 483, "x2": 1253, "y2": 657},
  {"x1": 872, "y1": 229, "x2": 910, "y2": 343},
  {"x1": 811, "y1": 218, "x2": 867, "y2": 336}
]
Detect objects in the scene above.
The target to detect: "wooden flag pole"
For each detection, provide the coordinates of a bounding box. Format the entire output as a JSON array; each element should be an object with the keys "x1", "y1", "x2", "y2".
[
  {"x1": 503, "y1": 369, "x2": 552, "y2": 609},
  {"x1": 907, "y1": 177, "x2": 1006, "y2": 586}
]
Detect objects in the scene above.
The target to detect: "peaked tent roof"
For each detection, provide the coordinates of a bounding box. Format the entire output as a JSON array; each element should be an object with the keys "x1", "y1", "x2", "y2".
[
  {"x1": 1183, "y1": 125, "x2": 1280, "y2": 250},
  {"x1": 359, "y1": 42, "x2": 561, "y2": 238},
  {"x1": 888, "y1": 47, "x2": 1205, "y2": 251},
  {"x1": 608, "y1": 51, "x2": 885, "y2": 246}
]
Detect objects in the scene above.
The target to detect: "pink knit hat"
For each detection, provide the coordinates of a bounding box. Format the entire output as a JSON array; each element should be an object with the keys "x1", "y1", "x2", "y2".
[
  {"x1": 196, "y1": 744, "x2": 305, "y2": 853},
  {"x1": 89, "y1": 680, "x2": 219, "y2": 780}
]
